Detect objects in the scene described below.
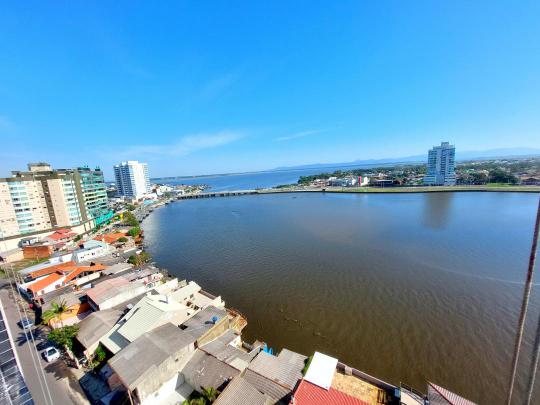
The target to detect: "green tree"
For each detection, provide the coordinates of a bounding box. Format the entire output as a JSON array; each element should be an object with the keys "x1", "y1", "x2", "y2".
[
  {"x1": 90, "y1": 344, "x2": 107, "y2": 368},
  {"x1": 42, "y1": 299, "x2": 68, "y2": 327},
  {"x1": 123, "y1": 211, "x2": 139, "y2": 227},
  {"x1": 127, "y1": 227, "x2": 141, "y2": 237},
  {"x1": 47, "y1": 325, "x2": 79, "y2": 350},
  {"x1": 127, "y1": 204, "x2": 137, "y2": 211},
  {"x1": 202, "y1": 387, "x2": 218, "y2": 403},
  {"x1": 127, "y1": 252, "x2": 151, "y2": 267},
  {"x1": 118, "y1": 237, "x2": 128, "y2": 243}
]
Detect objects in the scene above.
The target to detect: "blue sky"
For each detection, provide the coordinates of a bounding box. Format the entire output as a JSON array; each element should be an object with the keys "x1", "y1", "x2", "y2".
[{"x1": 1, "y1": 1, "x2": 539, "y2": 178}]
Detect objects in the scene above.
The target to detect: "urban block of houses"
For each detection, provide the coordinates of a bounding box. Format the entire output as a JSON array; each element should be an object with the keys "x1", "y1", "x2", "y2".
[
  {"x1": 93, "y1": 232, "x2": 128, "y2": 245},
  {"x1": 19, "y1": 261, "x2": 107, "y2": 298}
]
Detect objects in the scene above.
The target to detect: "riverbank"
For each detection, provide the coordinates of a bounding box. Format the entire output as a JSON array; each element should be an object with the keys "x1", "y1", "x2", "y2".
[{"x1": 265, "y1": 184, "x2": 540, "y2": 194}]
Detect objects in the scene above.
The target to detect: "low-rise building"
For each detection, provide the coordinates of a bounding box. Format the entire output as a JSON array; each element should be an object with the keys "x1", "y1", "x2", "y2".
[
  {"x1": 108, "y1": 323, "x2": 196, "y2": 405},
  {"x1": 243, "y1": 349, "x2": 307, "y2": 403}
]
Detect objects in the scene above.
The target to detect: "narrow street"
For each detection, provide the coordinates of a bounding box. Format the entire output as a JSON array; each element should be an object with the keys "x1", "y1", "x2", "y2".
[{"x1": 0, "y1": 283, "x2": 89, "y2": 405}]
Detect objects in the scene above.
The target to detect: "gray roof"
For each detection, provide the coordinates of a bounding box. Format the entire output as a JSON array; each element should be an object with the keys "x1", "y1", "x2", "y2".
[
  {"x1": 109, "y1": 322, "x2": 196, "y2": 390},
  {"x1": 214, "y1": 376, "x2": 273, "y2": 405},
  {"x1": 243, "y1": 369, "x2": 290, "y2": 402},
  {"x1": 181, "y1": 349, "x2": 239, "y2": 392},
  {"x1": 77, "y1": 308, "x2": 124, "y2": 349},
  {"x1": 200, "y1": 331, "x2": 256, "y2": 371},
  {"x1": 247, "y1": 350, "x2": 306, "y2": 390},
  {"x1": 182, "y1": 306, "x2": 227, "y2": 340},
  {"x1": 242, "y1": 349, "x2": 306, "y2": 402},
  {"x1": 103, "y1": 262, "x2": 133, "y2": 275}
]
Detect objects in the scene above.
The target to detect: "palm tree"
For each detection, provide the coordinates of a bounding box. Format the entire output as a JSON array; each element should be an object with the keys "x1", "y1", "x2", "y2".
[
  {"x1": 42, "y1": 299, "x2": 69, "y2": 328},
  {"x1": 201, "y1": 387, "x2": 217, "y2": 403}
]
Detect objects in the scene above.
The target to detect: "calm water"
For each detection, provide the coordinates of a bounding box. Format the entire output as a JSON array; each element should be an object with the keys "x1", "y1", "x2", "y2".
[
  {"x1": 154, "y1": 164, "x2": 375, "y2": 191},
  {"x1": 142, "y1": 192, "x2": 540, "y2": 404}
]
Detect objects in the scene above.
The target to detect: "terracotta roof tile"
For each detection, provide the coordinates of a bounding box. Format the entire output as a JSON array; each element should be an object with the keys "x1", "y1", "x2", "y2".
[
  {"x1": 29, "y1": 261, "x2": 76, "y2": 279},
  {"x1": 291, "y1": 380, "x2": 369, "y2": 405},
  {"x1": 27, "y1": 273, "x2": 64, "y2": 294}
]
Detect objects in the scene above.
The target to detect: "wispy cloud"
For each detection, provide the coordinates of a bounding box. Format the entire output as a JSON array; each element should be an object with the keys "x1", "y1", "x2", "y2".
[
  {"x1": 118, "y1": 131, "x2": 245, "y2": 158},
  {"x1": 199, "y1": 71, "x2": 240, "y2": 101},
  {"x1": 274, "y1": 129, "x2": 328, "y2": 142}
]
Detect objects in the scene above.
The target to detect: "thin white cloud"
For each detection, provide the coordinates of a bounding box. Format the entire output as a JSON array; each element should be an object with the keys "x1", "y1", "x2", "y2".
[
  {"x1": 120, "y1": 131, "x2": 245, "y2": 157},
  {"x1": 199, "y1": 71, "x2": 240, "y2": 101},
  {"x1": 274, "y1": 129, "x2": 327, "y2": 142}
]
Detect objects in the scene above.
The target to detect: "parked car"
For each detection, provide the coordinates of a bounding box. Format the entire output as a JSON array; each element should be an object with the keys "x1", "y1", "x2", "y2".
[
  {"x1": 42, "y1": 347, "x2": 60, "y2": 363},
  {"x1": 18, "y1": 318, "x2": 33, "y2": 330}
]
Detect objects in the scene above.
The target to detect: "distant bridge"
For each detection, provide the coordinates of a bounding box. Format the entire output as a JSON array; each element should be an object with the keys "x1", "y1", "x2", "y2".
[{"x1": 176, "y1": 189, "x2": 261, "y2": 199}]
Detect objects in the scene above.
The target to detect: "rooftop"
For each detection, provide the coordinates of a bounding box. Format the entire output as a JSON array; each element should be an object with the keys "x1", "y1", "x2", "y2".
[
  {"x1": 181, "y1": 349, "x2": 240, "y2": 392},
  {"x1": 213, "y1": 376, "x2": 273, "y2": 405},
  {"x1": 27, "y1": 272, "x2": 63, "y2": 294},
  {"x1": 200, "y1": 330, "x2": 256, "y2": 371},
  {"x1": 109, "y1": 323, "x2": 196, "y2": 390},
  {"x1": 86, "y1": 277, "x2": 130, "y2": 305},
  {"x1": 76, "y1": 308, "x2": 124, "y2": 349},
  {"x1": 291, "y1": 380, "x2": 369, "y2": 405},
  {"x1": 181, "y1": 305, "x2": 227, "y2": 340}
]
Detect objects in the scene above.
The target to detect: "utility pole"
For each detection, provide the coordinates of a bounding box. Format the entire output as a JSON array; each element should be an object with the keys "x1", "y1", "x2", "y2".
[{"x1": 506, "y1": 197, "x2": 540, "y2": 405}]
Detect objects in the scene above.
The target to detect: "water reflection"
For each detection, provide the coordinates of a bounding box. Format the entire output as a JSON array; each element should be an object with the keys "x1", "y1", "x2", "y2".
[{"x1": 423, "y1": 193, "x2": 454, "y2": 229}]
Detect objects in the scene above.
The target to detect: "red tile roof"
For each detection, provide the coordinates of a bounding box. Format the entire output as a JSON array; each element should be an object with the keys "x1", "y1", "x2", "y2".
[
  {"x1": 291, "y1": 380, "x2": 369, "y2": 405},
  {"x1": 63, "y1": 264, "x2": 106, "y2": 284},
  {"x1": 27, "y1": 272, "x2": 64, "y2": 294},
  {"x1": 93, "y1": 232, "x2": 126, "y2": 244},
  {"x1": 29, "y1": 261, "x2": 76, "y2": 279},
  {"x1": 47, "y1": 230, "x2": 77, "y2": 240}
]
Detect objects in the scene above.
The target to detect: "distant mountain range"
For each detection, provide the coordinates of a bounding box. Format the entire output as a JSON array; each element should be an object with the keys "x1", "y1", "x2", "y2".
[
  {"x1": 152, "y1": 147, "x2": 540, "y2": 180},
  {"x1": 273, "y1": 147, "x2": 540, "y2": 171}
]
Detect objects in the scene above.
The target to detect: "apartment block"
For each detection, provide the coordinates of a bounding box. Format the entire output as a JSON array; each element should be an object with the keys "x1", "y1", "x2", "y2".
[
  {"x1": 113, "y1": 160, "x2": 150, "y2": 200},
  {"x1": 0, "y1": 163, "x2": 112, "y2": 242},
  {"x1": 423, "y1": 142, "x2": 456, "y2": 186}
]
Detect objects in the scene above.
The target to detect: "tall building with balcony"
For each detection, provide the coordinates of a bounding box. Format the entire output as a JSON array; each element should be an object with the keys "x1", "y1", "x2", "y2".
[
  {"x1": 423, "y1": 142, "x2": 456, "y2": 186},
  {"x1": 113, "y1": 160, "x2": 150, "y2": 200},
  {"x1": 0, "y1": 163, "x2": 112, "y2": 242}
]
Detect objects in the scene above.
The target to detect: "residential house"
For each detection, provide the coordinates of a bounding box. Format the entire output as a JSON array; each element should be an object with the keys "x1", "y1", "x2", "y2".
[
  {"x1": 181, "y1": 349, "x2": 240, "y2": 394},
  {"x1": 76, "y1": 308, "x2": 124, "y2": 358},
  {"x1": 213, "y1": 376, "x2": 273, "y2": 405},
  {"x1": 108, "y1": 323, "x2": 196, "y2": 405},
  {"x1": 243, "y1": 349, "x2": 307, "y2": 404},
  {"x1": 100, "y1": 291, "x2": 197, "y2": 355},
  {"x1": 181, "y1": 306, "x2": 230, "y2": 347},
  {"x1": 72, "y1": 240, "x2": 112, "y2": 263}
]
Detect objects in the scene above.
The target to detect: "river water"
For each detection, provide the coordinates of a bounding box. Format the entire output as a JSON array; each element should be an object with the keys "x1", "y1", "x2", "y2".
[{"x1": 142, "y1": 191, "x2": 540, "y2": 404}]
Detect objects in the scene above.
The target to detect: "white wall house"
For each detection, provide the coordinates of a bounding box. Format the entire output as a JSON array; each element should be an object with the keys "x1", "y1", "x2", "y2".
[{"x1": 113, "y1": 161, "x2": 151, "y2": 200}]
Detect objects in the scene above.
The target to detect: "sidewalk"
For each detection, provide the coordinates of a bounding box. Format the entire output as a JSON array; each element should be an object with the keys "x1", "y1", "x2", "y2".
[{"x1": 0, "y1": 282, "x2": 90, "y2": 405}]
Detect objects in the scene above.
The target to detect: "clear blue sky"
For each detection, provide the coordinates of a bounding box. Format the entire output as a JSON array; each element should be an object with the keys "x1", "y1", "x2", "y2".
[{"x1": 1, "y1": 1, "x2": 539, "y2": 178}]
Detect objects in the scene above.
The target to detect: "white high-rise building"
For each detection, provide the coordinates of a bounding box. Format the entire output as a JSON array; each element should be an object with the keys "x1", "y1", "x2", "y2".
[
  {"x1": 113, "y1": 161, "x2": 151, "y2": 200},
  {"x1": 423, "y1": 142, "x2": 456, "y2": 186}
]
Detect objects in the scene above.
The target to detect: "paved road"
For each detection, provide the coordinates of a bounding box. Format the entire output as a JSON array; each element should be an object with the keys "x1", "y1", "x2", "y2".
[{"x1": 0, "y1": 284, "x2": 88, "y2": 405}]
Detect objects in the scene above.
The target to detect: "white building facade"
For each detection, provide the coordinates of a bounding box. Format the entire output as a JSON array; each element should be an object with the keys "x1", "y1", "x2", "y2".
[
  {"x1": 113, "y1": 161, "x2": 151, "y2": 200},
  {"x1": 423, "y1": 142, "x2": 456, "y2": 186}
]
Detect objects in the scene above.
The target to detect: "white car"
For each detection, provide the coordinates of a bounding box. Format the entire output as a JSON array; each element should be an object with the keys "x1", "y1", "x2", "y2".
[{"x1": 42, "y1": 347, "x2": 60, "y2": 363}]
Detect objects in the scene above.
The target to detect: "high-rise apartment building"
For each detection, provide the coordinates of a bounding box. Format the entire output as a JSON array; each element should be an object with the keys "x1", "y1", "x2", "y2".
[
  {"x1": 423, "y1": 142, "x2": 456, "y2": 186},
  {"x1": 113, "y1": 161, "x2": 150, "y2": 200},
  {"x1": 0, "y1": 163, "x2": 112, "y2": 240}
]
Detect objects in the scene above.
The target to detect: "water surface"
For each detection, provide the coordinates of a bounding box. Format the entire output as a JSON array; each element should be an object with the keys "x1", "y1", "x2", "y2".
[{"x1": 142, "y1": 192, "x2": 540, "y2": 404}]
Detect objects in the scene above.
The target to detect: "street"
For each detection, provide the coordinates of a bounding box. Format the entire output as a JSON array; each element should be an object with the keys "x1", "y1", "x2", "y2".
[{"x1": 0, "y1": 283, "x2": 89, "y2": 405}]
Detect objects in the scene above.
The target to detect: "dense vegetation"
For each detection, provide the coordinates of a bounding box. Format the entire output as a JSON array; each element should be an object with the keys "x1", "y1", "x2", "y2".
[
  {"x1": 296, "y1": 158, "x2": 540, "y2": 186},
  {"x1": 47, "y1": 325, "x2": 79, "y2": 350}
]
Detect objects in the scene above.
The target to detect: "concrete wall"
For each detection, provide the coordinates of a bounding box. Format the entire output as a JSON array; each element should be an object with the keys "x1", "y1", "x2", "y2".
[
  {"x1": 197, "y1": 316, "x2": 230, "y2": 347},
  {"x1": 135, "y1": 344, "x2": 194, "y2": 403}
]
